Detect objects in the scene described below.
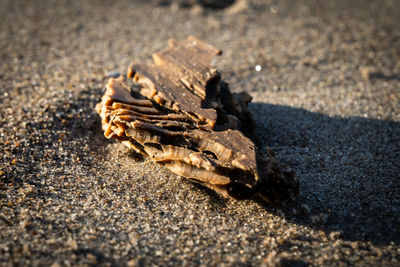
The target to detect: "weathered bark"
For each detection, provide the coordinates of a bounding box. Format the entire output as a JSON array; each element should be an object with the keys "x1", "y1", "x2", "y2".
[{"x1": 96, "y1": 36, "x2": 299, "y2": 202}]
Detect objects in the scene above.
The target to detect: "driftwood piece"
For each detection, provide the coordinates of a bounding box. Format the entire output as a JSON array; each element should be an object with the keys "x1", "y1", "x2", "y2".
[{"x1": 96, "y1": 36, "x2": 299, "y2": 202}]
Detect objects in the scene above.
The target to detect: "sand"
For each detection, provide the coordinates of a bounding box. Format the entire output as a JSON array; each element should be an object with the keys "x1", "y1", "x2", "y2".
[{"x1": 1, "y1": 0, "x2": 399, "y2": 265}]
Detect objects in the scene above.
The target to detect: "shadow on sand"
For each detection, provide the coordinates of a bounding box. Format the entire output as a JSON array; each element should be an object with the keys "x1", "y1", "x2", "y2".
[
  {"x1": 60, "y1": 88, "x2": 399, "y2": 246},
  {"x1": 82, "y1": 93, "x2": 399, "y2": 245},
  {"x1": 248, "y1": 102, "x2": 400, "y2": 246}
]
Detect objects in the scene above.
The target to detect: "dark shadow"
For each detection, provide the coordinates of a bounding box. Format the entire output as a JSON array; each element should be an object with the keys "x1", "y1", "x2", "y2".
[
  {"x1": 156, "y1": 0, "x2": 236, "y2": 9},
  {"x1": 369, "y1": 71, "x2": 400, "y2": 82},
  {"x1": 51, "y1": 85, "x2": 399, "y2": 246},
  {"x1": 249, "y1": 102, "x2": 400, "y2": 245},
  {"x1": 280, "y1": 259, "x2": 309, "y2": 267}
]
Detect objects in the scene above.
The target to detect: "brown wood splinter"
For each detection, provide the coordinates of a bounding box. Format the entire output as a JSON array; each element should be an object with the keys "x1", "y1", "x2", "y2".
[{"x1": 96, "y1": 36, "x2": 299, "y2": 202}]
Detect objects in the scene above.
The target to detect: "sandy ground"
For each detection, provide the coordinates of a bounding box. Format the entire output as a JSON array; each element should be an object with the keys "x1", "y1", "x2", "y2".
[{"x1": 1, "y1": 0, "x2": 399, "y2": 265}]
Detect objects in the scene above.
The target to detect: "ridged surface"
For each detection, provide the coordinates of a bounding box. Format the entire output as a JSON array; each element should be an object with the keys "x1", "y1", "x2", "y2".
[{"x1": 96, "y1": 37, "x2": 299, "y2": 201}]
